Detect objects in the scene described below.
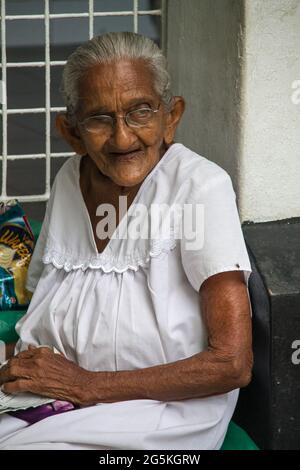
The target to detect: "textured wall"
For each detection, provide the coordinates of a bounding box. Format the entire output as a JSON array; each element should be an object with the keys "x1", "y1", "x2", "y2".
[
  {"x1": 166, "y1": 0, "x2": 245, "y2": 200},
  {"x1": 167, "y1": 0, "x2": 300, "y2": 222},
  {"x1": 240, "y1": 0, "x2": 300, "y2": 222}
]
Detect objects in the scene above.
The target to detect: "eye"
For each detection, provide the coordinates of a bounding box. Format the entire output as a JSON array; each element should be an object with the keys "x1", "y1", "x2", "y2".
[
  {"x1": 133, "y1": 108, "x2": 151, "y2": 116},
  {"x1": 93, "y1": 115, "x2": 113, "y2": 124},
  {"x1": 82, "y1": 114, "x2": 113, "y2": 133},
  {"x1": 129, "y1": 108, "x2": 152, "y2": 122}
]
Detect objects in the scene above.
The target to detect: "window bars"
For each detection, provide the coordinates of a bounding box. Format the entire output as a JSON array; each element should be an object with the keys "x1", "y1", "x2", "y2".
[{"x1": 0, "y1": 0, "x2": 164, "y2": 203}]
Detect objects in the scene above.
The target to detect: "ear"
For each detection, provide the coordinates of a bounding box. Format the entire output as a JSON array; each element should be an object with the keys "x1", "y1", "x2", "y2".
[
  {"x1": 163, "y1": 96, "x2": 185, "y2": 146},
  {"x1": 55, "y1": 113, "x2": 87, "y2": 156}
]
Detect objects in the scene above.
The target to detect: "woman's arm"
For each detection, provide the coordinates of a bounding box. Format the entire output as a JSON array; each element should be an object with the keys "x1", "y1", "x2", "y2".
[
  {"x1": 84, "y1": 270, "x2": 253, "y2": 404},
  {"x1": 0, "y1": 271, "x2": 252, "y2": 405}
]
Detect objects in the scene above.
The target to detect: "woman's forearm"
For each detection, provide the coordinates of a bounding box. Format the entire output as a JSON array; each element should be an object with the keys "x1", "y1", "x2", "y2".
[
  {"x1": 81, "y1": 273, "x2": 253, "y2": 406},
  {"x1": 0, "y1": 346, "x2": 250, "y2": 404},
  {"x1": 83, "y1": 349, "x2": 251, "y2": 405}
]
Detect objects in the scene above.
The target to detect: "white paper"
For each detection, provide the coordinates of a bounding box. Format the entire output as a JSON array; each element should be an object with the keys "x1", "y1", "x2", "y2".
[{"x1": 0, "y1": 390, "x2": 55, "y2": 414}]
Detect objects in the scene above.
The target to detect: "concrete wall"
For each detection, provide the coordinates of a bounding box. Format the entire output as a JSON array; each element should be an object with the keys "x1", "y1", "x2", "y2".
[
  {"x1": 167, "y1": 0, "x2": 300, "y2": 222},
  {"x1": 240, "y1": 0, "x2": 300, "y2": 222},
  {"x1": 166, "y1": 0, "x2": 245, "y2": 194}
]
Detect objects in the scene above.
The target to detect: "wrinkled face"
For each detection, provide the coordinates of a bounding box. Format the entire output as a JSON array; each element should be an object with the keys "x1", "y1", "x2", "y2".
[{"x1": 74, "y1": 60, "x2": 175, "y2": 187}]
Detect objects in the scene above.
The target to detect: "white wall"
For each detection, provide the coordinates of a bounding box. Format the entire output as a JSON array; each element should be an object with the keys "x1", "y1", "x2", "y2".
[
  {"x1": 240, "y1": 0, "x2": 300, "y2": 222},
  {"x1": 167, "y1": 0, "x2": 300, "y2": 223}
]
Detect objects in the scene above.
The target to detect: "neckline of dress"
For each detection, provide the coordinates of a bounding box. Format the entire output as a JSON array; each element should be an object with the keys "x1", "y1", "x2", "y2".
[{"x1": 76, "y1": 143, "x2": 181, "y2": 257}]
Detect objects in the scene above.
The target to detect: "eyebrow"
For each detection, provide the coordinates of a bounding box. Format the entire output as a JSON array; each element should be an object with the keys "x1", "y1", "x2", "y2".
[{"x1": 84, "y1": 96, "x2": 157, "y2": 117}]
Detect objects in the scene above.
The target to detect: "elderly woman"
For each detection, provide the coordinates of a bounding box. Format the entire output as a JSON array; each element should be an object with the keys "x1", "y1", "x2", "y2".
[{"x1": 0, "y1": 32, "x2": 252, "y2": 450}]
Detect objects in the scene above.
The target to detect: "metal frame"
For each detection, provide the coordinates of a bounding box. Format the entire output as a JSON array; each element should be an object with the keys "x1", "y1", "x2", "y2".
[{"x1": 0, "y1": 0, "x2": 164, "y2": 203}]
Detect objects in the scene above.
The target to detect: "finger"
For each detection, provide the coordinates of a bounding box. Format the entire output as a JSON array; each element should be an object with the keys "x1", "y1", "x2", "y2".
[
  {"x1": 1, "y1": 379, "x2": 32, "y2": 394},
  {"x1": 0, "y1": 369, "x2": 8, "y2": 384},
  {"x1": 0, "y1": 362, "x2": 31, "y2": 384},
  {"x1": 0, "y1": 363, "x2": 16, "y2": 384},
  {"x1": 13, "y1": 349, "x2": 35, "y2": 360},
  {"x1": 14, "y1": 347, "x2": 51, "y2": 364},
  {"x1": 32, "y1": 346, "x2": 53, "y2": 358},
  {"x1": 2, "y1": 379, "x2": 57, "y2": 400}
]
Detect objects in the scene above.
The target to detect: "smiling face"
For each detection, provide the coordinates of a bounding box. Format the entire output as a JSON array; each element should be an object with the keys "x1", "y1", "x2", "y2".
[{"x1": 57, "y1": 59, "x2": 184, "y2": 188}]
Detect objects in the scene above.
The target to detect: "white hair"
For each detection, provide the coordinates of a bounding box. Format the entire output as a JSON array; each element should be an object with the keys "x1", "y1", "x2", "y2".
[{"x1": 60, "y1": 32, "x2": 173, "y2": 123}]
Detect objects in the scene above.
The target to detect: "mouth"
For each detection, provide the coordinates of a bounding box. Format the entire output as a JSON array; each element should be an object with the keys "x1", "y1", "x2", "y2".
[{"x1": 108, "y1": 149, "x2": 144, "y2": 162}]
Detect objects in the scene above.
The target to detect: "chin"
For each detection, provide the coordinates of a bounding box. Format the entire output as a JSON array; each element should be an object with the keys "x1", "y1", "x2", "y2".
[
  {"x1": 111, "y1": 167, "x2": 150, "y2": 188},
  {"x1": 112, "y1": 174, "x2": 145, "y2": 188}
]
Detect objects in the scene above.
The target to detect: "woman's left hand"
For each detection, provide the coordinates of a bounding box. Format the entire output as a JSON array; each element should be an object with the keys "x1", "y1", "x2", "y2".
[{"x1": 0, "y1": 345, "x2": 93, "y2": 405}]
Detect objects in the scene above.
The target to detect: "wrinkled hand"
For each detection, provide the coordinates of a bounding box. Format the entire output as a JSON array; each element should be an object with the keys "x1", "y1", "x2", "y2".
[{"x1": 0, "y1": 345, "x2": 93, "y2": 405}]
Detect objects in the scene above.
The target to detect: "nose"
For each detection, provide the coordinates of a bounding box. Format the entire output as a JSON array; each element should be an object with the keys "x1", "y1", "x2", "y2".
[{"x1": 108, "y1": 115, "x2": 137, "y2": 151}]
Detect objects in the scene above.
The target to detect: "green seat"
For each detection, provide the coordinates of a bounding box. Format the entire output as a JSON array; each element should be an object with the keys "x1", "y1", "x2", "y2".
[
  {"x1": 0, "y1": 218, "x2": 259, "y2": 450},
  {"x1": 220, "y1": 421, "x2": 258, "y2": 450}
]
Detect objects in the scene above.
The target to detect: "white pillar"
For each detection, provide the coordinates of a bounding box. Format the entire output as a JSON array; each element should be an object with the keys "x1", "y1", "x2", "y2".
[
  {"x1": 240, "y1": 0, "x2": 300, "y2": 222},
  {"x1": 167, "y1": 0, "x2": 300, "y2": 222}
]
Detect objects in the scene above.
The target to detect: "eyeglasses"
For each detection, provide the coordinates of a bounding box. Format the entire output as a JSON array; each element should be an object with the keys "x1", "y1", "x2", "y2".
[{"x1": 78, "y1": 105, "x2": 161, "y2": 134}]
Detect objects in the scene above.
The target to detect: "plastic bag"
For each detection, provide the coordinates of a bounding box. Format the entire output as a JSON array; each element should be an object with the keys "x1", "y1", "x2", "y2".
[{"x1": 0, "y1": 200, "x2": 34, "y2": 310}]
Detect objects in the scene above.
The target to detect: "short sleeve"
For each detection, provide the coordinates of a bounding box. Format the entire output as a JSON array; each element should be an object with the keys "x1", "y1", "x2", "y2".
[
  {"x1": 25, "y1": 207, "x2": 50, "y2": 293},
  {"x1": 180, "y1": 170, "x2": 252, "y2": 292}
]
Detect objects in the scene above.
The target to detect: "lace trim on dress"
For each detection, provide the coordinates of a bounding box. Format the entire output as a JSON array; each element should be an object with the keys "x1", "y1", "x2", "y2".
[{"x1": 42, "y1": 237, "x2": 177, "y2": 273}]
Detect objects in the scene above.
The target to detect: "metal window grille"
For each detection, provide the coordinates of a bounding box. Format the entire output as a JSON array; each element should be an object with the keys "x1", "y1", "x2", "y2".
[{"x1": 0, "y1": 0, "x2": 165, "y2": 204}]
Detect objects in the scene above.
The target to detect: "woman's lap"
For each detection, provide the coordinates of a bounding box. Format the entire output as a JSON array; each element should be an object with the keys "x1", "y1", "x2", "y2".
[
  {"x1": 0, "y1": 397, "x2": 234, "y2": 450},
  {"x1": 0, "y1": 413, "x2": 28, "y2": 440}
]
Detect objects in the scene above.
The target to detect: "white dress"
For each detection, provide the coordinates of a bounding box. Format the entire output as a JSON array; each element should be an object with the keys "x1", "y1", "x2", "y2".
[{"x1": 0, "y1": 143, "x2": 252, "y2": 450}]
